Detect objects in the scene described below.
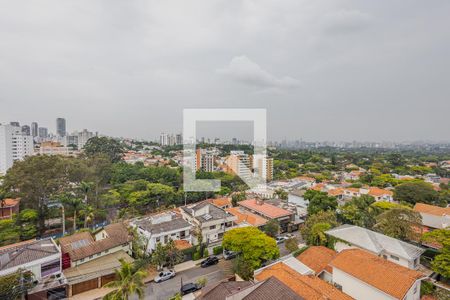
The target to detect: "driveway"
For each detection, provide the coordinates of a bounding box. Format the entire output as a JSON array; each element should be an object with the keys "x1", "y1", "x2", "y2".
[{"x1": 144, "y1": 259, "x2": 233, "y2": 300}]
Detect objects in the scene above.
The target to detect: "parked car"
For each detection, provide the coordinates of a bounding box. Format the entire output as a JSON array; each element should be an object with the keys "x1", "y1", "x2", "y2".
[
  {"x1": 223, "y1": 250, "x2": 238, "y2": 260},
  {"x1": 181, "y1": 283, "x2": 201, "y2": 295},
  {"x1": 276, "y1": 236, "x2": 285, "y2": 244},
  {"x1": 154, "y1": 270, "x2": 176, "y2": 283},
  {"x1": 201, "y1": 256, "x2": 219, "y2": 267},
  {"x1": 285, "y1": 233, "x2": 295, "y2": 239}
]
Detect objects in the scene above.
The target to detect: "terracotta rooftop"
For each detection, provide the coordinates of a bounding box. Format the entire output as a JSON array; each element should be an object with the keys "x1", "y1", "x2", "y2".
[
  {"x1": 0, "y1": 198, "x2": 20, "y2": 207},
  {"x1": 238, "y1": 199, "x2": 292, "y2": 219},
  {"x1": 296, "y1": 246, "x2": 336, "y2": 274},
  {"x1": 174, "y1": 240, "x2": 192, "y2": 250},
  {"x1": 414, "y1": 203, "x2": 450, "y2": 216},
  {"x1": 368, "y1": 187, "x2": 393, "y2": 197},
  {"x1": 242, "y1": 276, "x2": 304, "y2": 300},
  {"x1": 330, "y1": 249, "x2": 424, "y2": 299},
  {"x1": 59, "y1": 222, "x2": 131, "y2": 261},
  {"x1": 255, "y1": 262, "x2": 353, "y2": 300},
  {"x1": 209, "y1": 197, "x2": 232, "y2": 208},
  {"x1": 226, "y1": 207, "x2": 268, "y2": 227}
]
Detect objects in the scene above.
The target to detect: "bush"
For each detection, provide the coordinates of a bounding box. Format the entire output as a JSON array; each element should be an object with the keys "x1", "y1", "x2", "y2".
[
  {"x1": 193, "y1": 251, "x2": 202, "y2": 261},
  {"x1": 196, "y1": 277, "x2": 207, "y2": 287},
  {"x1": 420, "y1": 281, "x2": 434, "y2": 296},
  {"x1": 213, "y1": 246, "x2": 223, "y2": 255},
  {"x1": 203, "y1": 248, "x2": 209, "y2": 258},
  {"x1": 285, "y1": 238, "x2": 299, "y2": 253},
  {"x1": 292, "y1": 246, "x2": 309, "y2": 257}
]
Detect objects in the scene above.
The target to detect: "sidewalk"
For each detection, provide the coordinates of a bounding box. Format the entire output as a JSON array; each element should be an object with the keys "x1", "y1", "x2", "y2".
[{"x1": 70, "y1": 287, "x2": 115, "y2": 300}]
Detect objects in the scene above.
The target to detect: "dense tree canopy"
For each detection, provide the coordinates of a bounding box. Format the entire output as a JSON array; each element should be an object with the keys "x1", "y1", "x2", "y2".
[
  {"x1": 373, "y1": 208, "x2": 422, "y2": 241},
  {"x1": 422, "y1": 229, "x2": 450, "y2": 278},
  {"x1": 304, "y1": 190, "x2": 338, "y2": 215},
  {"x1": 83, "y1": 136, "x2": 125, "y2": 163},
  {"x1": 223, "y1": 227, "x2": 279, "y2": 271},
  {"x1": 393, "y1": 181, "x2": 440, "y2": 205}
]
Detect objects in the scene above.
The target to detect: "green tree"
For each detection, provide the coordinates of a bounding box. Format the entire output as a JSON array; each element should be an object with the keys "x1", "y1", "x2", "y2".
[
  {"x1": 79, "y1": 181, "x2": 94, "y2": 204},
  {"x1": 61, "y1": 195, "x2": 83, "y2": 232},
  {"x1": 308, "y1": 222, "x2": 332, "y2": 246},
  {"x1": 17, "y1": 209, "x2": 38, "y2": 240},
  {"x1": 304, "y1": 190, "x2": 338, "y2": 215},
  {"x1": 285, "y1": 237, "x2": 299, "y2": 253},
  {"x1": 223, "y1": 227, "x2": 279, "y2": 273},
  {"x1": 83, "y1": 136, "x2": 125, "y2": 163},
  {"x1": 103, "y1": 259, "x2": 147, "y2": 300},
  {"x1": 301, "y1": 211, "x2": 338, "y2": 244},
  {"x1": 340, "y1": 195, "x2": 376, "y2": 228},
  {"x1": 374, "y1": 208, "x2": 422, "y2": 241},
  {"x1": 263, "y1": 219, "x2": 280, "y2": 238},
  {"x1": 231, "y1": 192, "x2": 245, "y2": 207},
  {"x1": 275, "y1": 189, "x2": 288, "y2": 200},
  {"x1": 151, "y1": 243, "x2": 168, "y2": 270},
  {"x1": 0, "y1": 269, "x2": 35, "y2": 300},
  {"x1": 422, "y1": 229, "x2": 450, "y2": 278},
  {"x1": 165, "y1": 240, "x2": 184, "y2": 268},
  {"x1": 0, "y1": 219, "x2": 20, "y2": 246},
  {"x1": 394, "y1": 181, "x2": 439, "y2": 205}
]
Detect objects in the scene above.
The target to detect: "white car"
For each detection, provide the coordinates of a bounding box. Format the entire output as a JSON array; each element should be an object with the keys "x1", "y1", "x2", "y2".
[{"x1": 154, "y1": 270, "x2": 176, "y2": 283}]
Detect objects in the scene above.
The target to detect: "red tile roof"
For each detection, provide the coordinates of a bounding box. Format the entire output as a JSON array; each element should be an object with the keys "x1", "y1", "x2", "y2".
[
  {"x1": 296, "y1": 246, "x2": 336, "y2": 274},
  {"x1": 0, "y1": 198, "x2": 20, "y2": 207},
  {"x1": 330, "y1": 249, "x2": 424, "y2": 299},
  {"x1": 414, "y1": 203, "x2": 450, "y2": 216},
  {"x1": 209, "y1": 197, "x2": 232, "y2": 208},
  {"x1": 238, "y1": 199, "x2": 292, "y2": 219},
  {"x1": 255, "y1": 262, "x2": 353, "y2": 300},
  {"x1": 226, "y1": 207, "x2": 268, "y2": 227}
]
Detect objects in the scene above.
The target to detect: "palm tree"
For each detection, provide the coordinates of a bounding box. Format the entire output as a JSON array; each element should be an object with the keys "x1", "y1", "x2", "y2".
[
  {"x1": 79, "y1": 181, "x2": 94, "y2": 204},
  {"x1": 63, "y1": 197, "x2": 83, "y2": 232},
  {"x1": 81, "y1": 205, "x2": 95, "y2": 228},
  {"x1": 103, "y1": 259, "x2": 148, "y2": 300}
]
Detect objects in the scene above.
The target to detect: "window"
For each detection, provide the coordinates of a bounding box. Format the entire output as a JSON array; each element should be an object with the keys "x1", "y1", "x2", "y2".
[
  {"x1": 156, "y1": 237, "x2": 160, "y2": 242},
  {"x1": 180, "y1": 231, "x2": 186, "y2": 238},
  {"x1": 41, "y1": 260, "x2": 60, "y2": 277},
  {"x1": 89, "y1": 255, "x2": 93, "y2": 259},
  {"x1": 334, "y1": 283, "x2": 342, "y2": 291},
  {"x1": 390, "y1": 255, "x2": 399, "y2": 261},
  {"x1": 105, "y1": 249, "x2": 109, "y2": 253},
  {"x1": 210, "y1": 225, "x2": 216, "y2": 230},
  {"x1": 382, "y1": 255, "x2": 387, "y2": 259}
]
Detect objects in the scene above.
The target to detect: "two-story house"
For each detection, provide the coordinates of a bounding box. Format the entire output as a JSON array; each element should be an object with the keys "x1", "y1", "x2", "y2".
[
  {"x1": 413, "y1": 203, "x2": 450, "y2": 231},
  {"x1": 0, "y1": 198, "x2": 20, "y2": 220},
  {"x1": 0, "y1": 238, "x2": 67, "y2": 299},
  {"x1": 326, "y1": 224, "x2": 425, "y2": 269},
  {"x1": 130, "y1": 211, "x2": 192, "y2": 253},
  {"x1": 180, "y1": 201, "x2": 237, "y2": 245}
]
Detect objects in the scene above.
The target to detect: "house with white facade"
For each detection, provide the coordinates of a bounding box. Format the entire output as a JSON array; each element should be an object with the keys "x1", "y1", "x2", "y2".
[
  {"x1": 180, "y1": 201, "x2": 237, "y2": 245},
  {"x1": 330, "y1": 249, "x2": 425, "y2": 300},
  {"x1": 413, "y1": 203, "x2": 450, "y2": 231},
  {"x1": 326, "y1": 224, "x2": 425, "y2": 269},
  {"x1": 130, "y1": 211, "x2": 192, "y2": 253},
  {"x1": 0, "y1": 238, "x2": 67, "y2": 299}
]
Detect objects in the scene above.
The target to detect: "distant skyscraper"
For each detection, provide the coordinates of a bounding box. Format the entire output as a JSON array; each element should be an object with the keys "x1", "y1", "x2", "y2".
[
  {"x1": 38, "y1": 127, "x2": 48, "y2": 138},
  {"x1": 10, "y1": 121, "x2": 20, "y2": 127},
  {"x1": 31, "y1": 122, "x2": 38, "y2": 137},
  {"x1": 160, "y1": 133, "x2": 169, "y2": 146},
  {"x1": 0, "y1": 125, "x2": 33, "y2": 175},
  {"x1": 56, "y1": 118, "x2": 66, "y2": 137},
  {"x1": 21, "y1": 125, "x2": 31, "y2": 136},
  {"x1": 176, "y1": 134, "x2": 183, "y2": 145}
]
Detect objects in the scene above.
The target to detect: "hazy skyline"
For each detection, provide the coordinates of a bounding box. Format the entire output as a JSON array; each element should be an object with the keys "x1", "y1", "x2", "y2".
[{"x1": 1, "y1": 1, "x2": 449, "y2": 142}]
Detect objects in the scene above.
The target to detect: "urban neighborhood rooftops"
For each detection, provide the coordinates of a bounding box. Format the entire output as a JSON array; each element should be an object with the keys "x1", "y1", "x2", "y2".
[
  {"x1": 325, "y1": 224, "x2": 425, "y2": 260},
  {"x1": 181, "y1": 201, "x2": 232, "y2": 223},
  {"x1": 238, "y1": 199, "x2": 292, "y2": 219},
  {"x1": 133, "y1": 213, "x2": 191, "y2": 235},
  {"x1": 330, "y1": 249, "x2": 424, "y2": 299},
  {"x1": 226, "y1": 207, "x2": 268, "y2": 227},
  {"x1": 296, "y1": 246, "x2": 336, "y2": 274},
  {"x1": 413, "y1": 203, "x2": 450, "y2": 216}
]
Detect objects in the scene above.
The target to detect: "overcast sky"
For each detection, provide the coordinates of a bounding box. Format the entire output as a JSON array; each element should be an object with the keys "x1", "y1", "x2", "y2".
[{"x1": 0, "y1": 0, "x2": 449, "y2": 142}]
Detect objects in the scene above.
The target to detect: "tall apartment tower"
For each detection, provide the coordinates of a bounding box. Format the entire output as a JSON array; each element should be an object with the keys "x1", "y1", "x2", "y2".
[
  {"x1": 31, "y1": 122, "x2": 38, "y2": 137},
  {"x1": 0, "y1": 124, "x2": 34, "y2": 175},
  {"x1": 56, "y1": 118, "x2": 66, "y2": 137},
  {"x1": 176, "y1": 134, "x2": 183, "y2": 145},
  {"x1": 226, "y1": 151, "x2": 252, "y2": 180},
  {"x1": 38, "y1": 127, "x2": 48, "y2": 138},
  {"x1": 160, "y1": 133, "x2": 169, "y2": 146},
  {"x1": 256, "y1": 157, "x2": 274, "y2": 182},
  {"x1": 21, "y1": 125, "x2": 31, "y2": 136},
  {"x1": 195, "y1": 149, "x2": 215, "y2": 172}
]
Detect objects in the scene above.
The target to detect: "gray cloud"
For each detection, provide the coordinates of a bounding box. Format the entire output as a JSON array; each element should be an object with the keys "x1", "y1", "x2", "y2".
[
  {"x1": 0, "y1": 0, "x2": 449, "y2": 142},
  {"x1": 217, "y1": 56, "x2": 300, "y2": 89}
]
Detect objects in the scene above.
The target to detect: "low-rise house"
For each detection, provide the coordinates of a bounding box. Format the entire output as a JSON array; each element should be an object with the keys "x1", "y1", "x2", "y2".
[
  {"x1": 330, "y1": 249, "x2": 425, "y2": 300},
  {"x1": 295, "y1": 246, "x2": 336, "y2": 282},
  {"x1": 199, "y1": 277, "x2": 303, "y2": 300},
  {"x1": 413, "y1": 203, "x2": 450, "y2": 231},
  {"x1": 238, "y1": 199, "x2": 295, "y2": 232},
  {"x1": 225, "y1": 207, "x2": 268, "y2": 228},
  {"x1": 59, "y1": 223, "x2": 133, "y2": 297},
  {"x1": 364, "y1": 187, "x2": 394, "y2": 202},
  {"x1": 0, "y1": 238, "x2": 67, "y2": 299},
  {"x1": 0, "y1": 197, "x2": 20, "y2": 220},
  {"x1": 326, "y1": 224, "x2": 425, "y2": 269},
  {"x1": 180, "y1": 201, "x2": 237, "y2": 245},
  {"x1": 254, "y1": 262, "x2": 353, "y2": 300},
  {"x1": 59, "y1": 222, "x2": 132, "y2": 268},
  {"x1": 209, "y1": 197, "x2": 233, "y2": 210},
  {"x1": 130, "y1": 211, "x2": 192, "y2": 253}
]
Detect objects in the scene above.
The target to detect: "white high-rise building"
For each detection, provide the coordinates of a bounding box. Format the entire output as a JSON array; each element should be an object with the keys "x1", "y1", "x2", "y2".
[
  {"x1": 0, "y1": 124, "x2": 34, "y2": 175},
  {"x1": 160, "y1": 133, "x2": 169, "y2": 146}
]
